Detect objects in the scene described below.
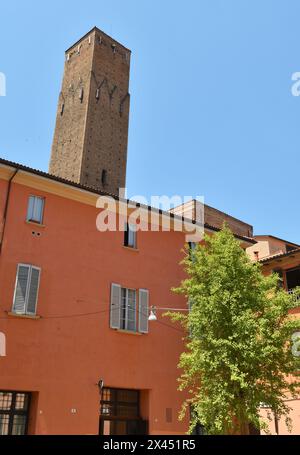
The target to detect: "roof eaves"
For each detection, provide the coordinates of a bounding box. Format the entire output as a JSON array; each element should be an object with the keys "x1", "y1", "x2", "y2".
[
  {"x1": 259, "y1": 248, "x2": 300, "y2": 264},
  {"x1": 0, "y1": 157, "x2": 256, "y2": 245}
]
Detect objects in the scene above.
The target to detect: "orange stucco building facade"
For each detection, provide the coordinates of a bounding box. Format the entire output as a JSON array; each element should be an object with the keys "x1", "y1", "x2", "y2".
[
  {"x1": 1, "y1": 27, "x2": 300, "y2": 436},
  {"x1": 0, "y1": 163, "x2": 188, "y2": 435},
  {"x1": 0, "y1": 160, "x2": 257, "y2": 435}
]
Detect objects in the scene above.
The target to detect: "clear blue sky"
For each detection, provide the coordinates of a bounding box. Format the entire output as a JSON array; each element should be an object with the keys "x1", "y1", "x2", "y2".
[{"x1": 0, "y1": 0, "x2": 300, "y2": 242}]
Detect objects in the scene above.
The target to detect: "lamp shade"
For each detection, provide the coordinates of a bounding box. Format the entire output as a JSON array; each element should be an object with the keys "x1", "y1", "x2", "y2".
[{"x1": 148, "y1": 310, "x2": 157, "y2": 322}]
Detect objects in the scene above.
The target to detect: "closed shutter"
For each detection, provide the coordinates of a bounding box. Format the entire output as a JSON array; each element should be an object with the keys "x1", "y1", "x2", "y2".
[
  {"x1": 13, "y1": 265, "x2": 30, "y2": 314},
  {"x1": 27, "y1": 267, "x2": 40, "y2": 315},
  {"x1": 138, "y1": 289, "x2": 149, "y2": 334},
  {"x1": 33, "y1": 198, "x2": 43, "y2": 223},
  {"x1": 27, "y1": 197, "x2": 35, "y2": 221},
  {"x1": 110, "y1": 284, "x2": 121, "y2": 329}
]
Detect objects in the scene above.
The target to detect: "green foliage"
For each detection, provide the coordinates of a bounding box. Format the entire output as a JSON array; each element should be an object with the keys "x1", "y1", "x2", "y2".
[{"x1": 169, "y1": 226, "x2": 300, "y2": 435}]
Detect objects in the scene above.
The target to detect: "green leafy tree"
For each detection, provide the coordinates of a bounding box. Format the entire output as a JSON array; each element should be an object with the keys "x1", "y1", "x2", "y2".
[{"x1": 169, "y1": 227, "x2": 300, "y2": 435}]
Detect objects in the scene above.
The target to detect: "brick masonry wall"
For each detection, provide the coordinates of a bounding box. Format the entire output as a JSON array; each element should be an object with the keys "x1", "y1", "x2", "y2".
[
  {"x1": 49, "y1": 28, "x2": 131, "y2": 196},
  {"x1": 171, "y1": 201, "x2": 253, "y2": 238},
  {"x1": 204, "y1": 204, "x2": 253, "y2": 237}
]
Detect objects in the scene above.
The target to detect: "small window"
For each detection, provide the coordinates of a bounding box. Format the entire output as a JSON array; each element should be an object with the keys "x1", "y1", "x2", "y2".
[
  {"x1": 124, "y1": 223, "x2": 137, "y2": 249},
  {"x1": 27, "y1": 196, "x2": 44, "y2": 224},
  {"x1": 101, "y1": 169, "x2": 107, "y2": 186},
  {"x1": 12, "y1": 264, "x2": 41, "y2": 316}
]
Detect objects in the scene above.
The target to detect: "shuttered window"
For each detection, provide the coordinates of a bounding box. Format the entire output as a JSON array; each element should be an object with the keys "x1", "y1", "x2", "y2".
[
  {"x1": 12, "y1": 265, "x2": 41, "y2": 316},
  {"x1": 110, "y1": 284, "x2": 149, "y2": 334},
  {"x1": 27, "y1": 196, "x2": 44, "y2": 224}
]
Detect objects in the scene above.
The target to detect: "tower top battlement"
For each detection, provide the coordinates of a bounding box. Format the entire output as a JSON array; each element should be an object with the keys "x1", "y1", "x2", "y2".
[{"x1": 65, "y1": 26, "x2": 131, "y2": 54}]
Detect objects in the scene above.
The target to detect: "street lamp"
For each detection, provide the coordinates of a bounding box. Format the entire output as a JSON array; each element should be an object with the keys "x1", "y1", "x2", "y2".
[{"x1": 148, "y1": 306, "x2": 189, "y2": 322}]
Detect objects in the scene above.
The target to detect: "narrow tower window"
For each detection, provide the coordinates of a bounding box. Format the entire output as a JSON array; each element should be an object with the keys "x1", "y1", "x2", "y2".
[
  {"x1": 101, "y1": 169, "x2": 107, "y2": 186},
  {"x1": 79, "y1": 87, "x2": 84, "y2": 103}
]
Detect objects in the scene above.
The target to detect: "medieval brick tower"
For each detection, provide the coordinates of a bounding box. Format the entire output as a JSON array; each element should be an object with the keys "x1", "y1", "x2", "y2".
[{"x1": 49, "y1": 27, "x2": 131, "y2": 195}]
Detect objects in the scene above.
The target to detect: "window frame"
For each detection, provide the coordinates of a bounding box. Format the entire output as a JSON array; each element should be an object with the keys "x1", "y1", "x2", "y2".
[
  {"x1": 0, "y1": 391, "x2": 31, "y2": 436},
  {"x1": 124, "y1": 223, "x2": 137, "y2": 249},
  {"x1": 12, "y1": 264, "x2": 41, "y2": 316},
  {"x1": 99, "y1": 388, "x2": 147, "y2": 435},
  {"x1": 120, "y1": 288, "x2": 137, "y2": 332},
  {"x1": 26, "y1": 195, "x2": 45, "y2": 225}
]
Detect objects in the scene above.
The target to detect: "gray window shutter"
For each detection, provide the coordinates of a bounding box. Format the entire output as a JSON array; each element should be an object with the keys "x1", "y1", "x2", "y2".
[
  {"x1": 138, "y1": 289, "x2": 149, "y2": 334},
  {"x1": 27, "y1": 267, "x2": 40, "y2": 315},
  {"x1": 110, "y1": 284, "x2": 121, "y2": 329},
  {"x1": 13, "y1": 265, "x2": 30, "y2": 314}
]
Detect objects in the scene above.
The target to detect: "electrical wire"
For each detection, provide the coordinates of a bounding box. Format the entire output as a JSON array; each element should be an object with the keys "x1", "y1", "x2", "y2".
[{"x1": 0, "y1": 303, "x2": 186, "y2": 334}]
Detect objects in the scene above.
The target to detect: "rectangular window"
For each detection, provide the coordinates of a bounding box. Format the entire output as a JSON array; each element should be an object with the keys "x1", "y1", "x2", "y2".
[
  {"x1": 121, "y1": 288, "x2": 137, "y2": 332},
  {"x1": 27, "y1": 196, "x2": 44, "y2": 224},
  {"x1": 110, "y1": 284, "x2": 149, "y2": 334},
  {"x1": 0, "y1": 391, "x2": 31, "y2": 435},
  {"x1": 100, "y1": 388, "x2": 147, "y2": 435},
  {"x1": 124, "y1": 223, "x2": 137, "y2": 249},
  {"x1": 12, "y1": 264, "x2": 41, "y2": 316}
]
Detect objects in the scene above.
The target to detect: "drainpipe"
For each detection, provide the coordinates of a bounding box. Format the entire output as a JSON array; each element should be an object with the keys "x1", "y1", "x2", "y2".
[
  {"x1": 0, "y1": 168, "x2": 18, "y2": 255},
  {"x1": 274, "y1": 412, "x2": 279, "y2": 435}
]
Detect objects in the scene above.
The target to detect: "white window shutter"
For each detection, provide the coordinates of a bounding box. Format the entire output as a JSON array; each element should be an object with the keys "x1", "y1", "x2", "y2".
[
  {"x1": 13, "y1": 265, "x2": 30, "y2": 314},
  {"x1": 27, "y1": 267, "x2": 40, "y2": 315},
  {"x1": 110, "y1": 283, "x2": 121, "y2": 329},
  {"x1": 128, "y1": 224, "x2": 137, "y2": 249},
  {"x1": 139, "y1": 289, "x2": 149, "y2": 334},
  {"x1": 33, "y1": 198, "x2": 43, "y2": 223},
  {"x1": 27, "y1": 196, "x2": 35, "y2": 221}
]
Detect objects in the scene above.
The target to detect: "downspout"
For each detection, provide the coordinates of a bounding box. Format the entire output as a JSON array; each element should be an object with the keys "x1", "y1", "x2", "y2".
[{"x1": 0, "y1": 168, "x2": 18, "y2": 254}]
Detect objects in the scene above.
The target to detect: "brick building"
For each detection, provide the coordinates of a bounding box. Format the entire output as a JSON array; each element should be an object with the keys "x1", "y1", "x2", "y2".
[{"x1": 49, "y1": 27, "x2": 131, "y2": 196}]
